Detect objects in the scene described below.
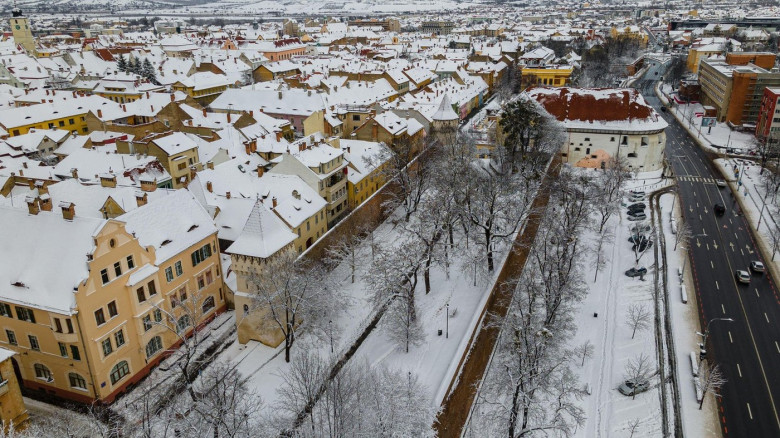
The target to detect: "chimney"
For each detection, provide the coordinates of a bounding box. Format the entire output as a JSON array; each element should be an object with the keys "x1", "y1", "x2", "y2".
[
  {"x1": 227, "y1": 112, "x2": 231, "y2": 123},
  {"x1": 70, "y1": 168, "x2": 79, "y2": 179},
  {"x1": 146, "y1": 91, "x2": 150, "y2": 99},
  {"x1": 278, "y1": 90, "x2": 283, "y2": 100},
  {"x1": 39, "y1": 194, "x2": 52, "y2": 211},
  {"x1": 226, "y1": 191, "x2": 231, "y2": 199},
  {"x1": 272, "y1": 197, "x2": 277, "y2": 208},
  {"x1": 189, "y1": 166, "x2": 197, "y2": 181},
  {"x1": 206, "y1": 181, "x2": 213, "y2": 192},
  {"x1": 26, "y1": 196, "x2": 39, "y2": 215},
  {"x1": 308, "y1": 90, "x2": 312, "y2": 96},
  {"x1": 100, "y1": 174, "x2": 117, "y2": 188},
  {"x1": 299, "y1": 142, "x2": 306, "y2": 152},
  {"x1": 347, "y1": 146, "x2": 351, "y2": 154},
  {"x1": 202, "y1": 108, "x2": 207, "y2": 117},
  {"x1": 249, "y1": 110, "x2": 253, "y2": 117},
  {"x1": 251, "y1": 139, "x2": 257, "y2": 153},
  {"x1": 97, "y1": 109, "x2": 103, "y2": 118},
  {"x1": 206, "y1": 161, "x2": 214, "y2": 170},
  {"x1": 276, "y1": 131, "x2": 283, "y2": 141},
  {"x1": 135, "y1": 191, "x2": 148, "y2": 207},
  {"x1": 59, "y1": 202, "x2": 75, "y2": 221},
  {"x1": 150, "y1": 105, "x2": 155, "y2": 113},
  {"x1": 245, "y1": 142, "x2": 251, "y2": 155},
  {"x1": 170, "y1": 93, "x2": 175, "y2": 102},
  {"x1": 140, "y1": 178, "x2": 157, "y2": 192},
  {"x1": 257, "y1": 165, "x2": 264, "y2": 177},
  {"x1": 35, "y1": 180, "x2": 48, "y2": 195},
  {"x1": 122, "y1": 104, "x2": 127, "y2": 112}
]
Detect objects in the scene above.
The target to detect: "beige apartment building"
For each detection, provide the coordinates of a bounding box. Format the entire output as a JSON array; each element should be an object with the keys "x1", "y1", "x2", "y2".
[{"x1": 0, "y1": 189, "x2": 224, "y2": 404}]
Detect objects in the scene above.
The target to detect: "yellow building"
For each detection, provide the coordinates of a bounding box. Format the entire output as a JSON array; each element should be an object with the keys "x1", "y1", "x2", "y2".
[
  {"x1": 521, "y1": 66, "x2": 574, "y2": 87},
  {"x1": 338, "y1": 139, "x2": 391, "y2": 209},
  {"x1": 116, "y1": 131, "x2": 201, "y2": 189},
  {"x1": 0, "y1": 189, "x2": 225, "y2": 404},
  {"x1": 0, "y1": 348, "x2": 28, "y2": 431},
  {"x1": 0, "y1": 95, "x2": 119, "y2": 137},
  {"x1": 610, "y1": 26, "x2": 649, "y2": 46},
  {"x1": 171, "y1": 72, "x2": 231, "y2": 106}
]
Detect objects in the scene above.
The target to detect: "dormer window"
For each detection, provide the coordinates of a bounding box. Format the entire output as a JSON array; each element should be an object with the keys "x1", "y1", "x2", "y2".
[
  {"x1": 161, "y1": 239, "x2": 172, "y2": 246},
  {"x1": 187, "y1": 225, "x2": 199, "y2": 232}
]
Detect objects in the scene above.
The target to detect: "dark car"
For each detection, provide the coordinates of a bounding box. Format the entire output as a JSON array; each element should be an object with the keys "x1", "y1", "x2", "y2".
[
  {"x1": 714, "y1": 203, "x2": 726, "y2": 215},
  {"x1": 660, "y1": 106, "x2": 667, "y2": 112},
  {"x1": 627, "y1": 205, "x2": 646, "y2": 214},
  {"x1": 628, "y1": 235, "x2": 650, "y2": 244},
  {"x1": 633, "y1": 240, "x2": 653, "y2": 252},
  {"x1": 628, "y1": 202, "x2": 646, "y2": 210},
  {"x1": 625, "y1": 267, "x2": 648, "y2": 277}
]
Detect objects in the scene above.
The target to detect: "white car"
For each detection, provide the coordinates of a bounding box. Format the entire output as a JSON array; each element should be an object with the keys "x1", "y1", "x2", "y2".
[
  {"x1": 735, "y1": 270, "x2": 751, "y2": 284},
  {"x1": 750, "y1": 261, "x2": 765, "y2": 273}
]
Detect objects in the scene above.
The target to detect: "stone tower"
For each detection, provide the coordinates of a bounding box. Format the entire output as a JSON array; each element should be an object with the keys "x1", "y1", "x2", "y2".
[
  {"x1": 430, "y1": 94, "x2": 459, "y2": 145},
  {"x1": 10, "y1": 6, "x2": 35, "y2": 54}
]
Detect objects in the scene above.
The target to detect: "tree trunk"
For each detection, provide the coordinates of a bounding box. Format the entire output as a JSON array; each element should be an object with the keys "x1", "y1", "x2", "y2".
[
  {"x1": 424, "y1": 255, "x2": 432, "y2": 294},
  {"x1": 485, "y1": 229, "x2": 494, "y2": 272}
]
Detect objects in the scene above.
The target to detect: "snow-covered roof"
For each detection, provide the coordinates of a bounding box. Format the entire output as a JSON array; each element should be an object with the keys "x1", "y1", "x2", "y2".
[
  {"x1": 118, "y1": 189, "x2": 217, "y2": 264},
  {"x1": 432, "y1": 94, "x2": 459, "y2": 121},
  {"x1": 0, "y1": 206, "x2": 105, "y2": 314},
  {"x1": 226, "y1": 199, "x2": 297, "y2": 259}
]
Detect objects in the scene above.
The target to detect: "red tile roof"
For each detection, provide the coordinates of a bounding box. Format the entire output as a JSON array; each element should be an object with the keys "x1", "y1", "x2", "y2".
[{"x1": 528, "y1": 87, "x2": 654, "y2": 123}]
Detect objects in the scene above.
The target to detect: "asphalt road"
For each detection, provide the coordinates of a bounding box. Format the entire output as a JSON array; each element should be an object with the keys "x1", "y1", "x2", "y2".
[{"x1": 636, "y1": 72, "x2": 780, "y2": 437}]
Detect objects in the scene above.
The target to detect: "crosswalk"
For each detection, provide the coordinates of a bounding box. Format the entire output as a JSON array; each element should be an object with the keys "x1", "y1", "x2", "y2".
[{"x1": 677, "y1": 176, "x2": 716, "y2": 183}]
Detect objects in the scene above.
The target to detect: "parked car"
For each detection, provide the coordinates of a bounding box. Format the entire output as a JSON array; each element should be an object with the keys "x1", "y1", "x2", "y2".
[
  {"x1": 633, "y1": 240, "x2": 653, "y2": 252},
  {"x1": 660, "y1": 106, "x2": 667, "y2": 112},
  {"x1": 628, "y1": 193, "x2": 646, "y2": 201},
  {"x1": 625, "y1": 267, "x2": 648, "y2": 277},
  {"x1": 735, "y1": 270, "x2": 751, "y2": 284},
  {"x1": 627, "y1": 202, "x2": 646, "y2": 210},
  {"x1": 630, "y1": 223, "x2": 652, "y2": 233},
  {"x1": 714, "y1": 203, "x2": 725, "y2": 215},
  {"x1": 618, "y1": 379, "x2": 650, "y2": 396},
  {"x1": 629, "y1": 190, "x2": 646, "y2": 196},
  {"x1": 627, "y1": 212, "x2": 647, "y2": 221},
  {"x1": 628, "y1": 235, "x2": 650, "y2": 244},
  {"x1": 627, "y1": 206, "x2": 646, "y2": 215},
  {"x1": 750, "y1": 261, "x2": 765, "y2": 273},
  {"x1": 716, "y1": 180, "x2": 727, "y2": 188}
]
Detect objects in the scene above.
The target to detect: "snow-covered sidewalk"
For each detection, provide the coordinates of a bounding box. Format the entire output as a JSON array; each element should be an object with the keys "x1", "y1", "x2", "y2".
[{"x1": 660, "y1": 193, "x2": 722, "y2": 437}]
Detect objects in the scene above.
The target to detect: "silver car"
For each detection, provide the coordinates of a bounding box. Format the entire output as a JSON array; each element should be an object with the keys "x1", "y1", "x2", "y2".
[
  {"x1": 735, "y1": 270, "x2": 750, "y2": 284},
  {"x1": 618, "y1": 379, "x2": 650, "y2": 396}
]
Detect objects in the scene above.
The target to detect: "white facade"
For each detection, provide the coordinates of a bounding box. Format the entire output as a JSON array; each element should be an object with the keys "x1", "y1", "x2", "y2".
[{"x1": 562, "y1": 129, "x2": 666, "y2": 171}]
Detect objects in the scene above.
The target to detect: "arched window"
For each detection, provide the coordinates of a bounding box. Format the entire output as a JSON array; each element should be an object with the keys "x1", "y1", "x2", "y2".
[
  {"x1": 202, "y1": 296, "x2": 215, "y2": 313},
  {"x1": 176, "y1": 315, "x2": 191, "y2": 334},
  {"x1": 146, "y1": 336, "x2": 163, "y2": 358},
  {"x1": 68, "y1": 372, "x2": 87, "y2": 389},
  {"x1": 34, "y1": 363, "x2": 52, "y2": 381},
  {"x1": 110, "y1": 361, "x2": 130, "y2": 385}
]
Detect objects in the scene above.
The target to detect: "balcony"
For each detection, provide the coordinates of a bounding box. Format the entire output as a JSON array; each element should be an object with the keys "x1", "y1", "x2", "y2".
[{"x1": 52, "y1": 330, "x2": 79, "y2": 344}]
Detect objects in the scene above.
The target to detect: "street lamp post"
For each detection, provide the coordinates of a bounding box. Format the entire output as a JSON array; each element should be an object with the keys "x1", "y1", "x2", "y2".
[
  {"x1": 445, "y1": 303, "x2": 449, "y2": 339},
  {"x1": 697, "y1": 317, "x2": 734, "y2": 360}
]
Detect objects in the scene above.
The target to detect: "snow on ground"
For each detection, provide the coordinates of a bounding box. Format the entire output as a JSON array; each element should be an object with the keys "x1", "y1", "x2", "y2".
[
  {"x1": 660, "y1": 193, "x2": 723, "y2": 438},
  {"x1": 714, "y1": 158, "x2": 780, "y2": 274},
  {"x1": 212, "y1": 188, "x2": 526, "y2": 413},
  {"x1": 572, "y1": 173, "x2": 671, "y2": 437}
]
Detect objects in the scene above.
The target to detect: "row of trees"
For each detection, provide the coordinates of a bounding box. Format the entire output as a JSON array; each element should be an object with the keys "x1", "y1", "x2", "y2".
[{"x1": 116, "y1": 55, "x2": 159, "y2": 85}]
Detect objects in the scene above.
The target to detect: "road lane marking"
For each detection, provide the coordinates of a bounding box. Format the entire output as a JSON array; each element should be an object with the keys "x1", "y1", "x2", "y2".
[
  {"x1": 729, "y1": 331, "x2": 734, "y2": 343},
  {"x1": 756, "y1": 289, "x2": 760, "y2": 297},
  {"x1": 737, "y1": 363, "x2": 742, "y2": 377},
  {"x1": 711, "y1": 261, "x2": 715, "y2": 268},
  {"x1": 722, "y1": 304, "x2": 726, "y2": 314},
  {"x1": 766, "y1": 313, "x2": 770, "y2": 323},
  {"x1": 776, "y1": 341, "x2": 779, "y2": 353},
  {"x1": 741, "y1": 249, "x2": 744, "y2": 256},
  {"x1": 748, "y1": 403, "x2": 753, "y2": 420},
  {"x1": 729, "y1": 218, "x2": 733, "y2": 224},
  {"x1": 716, "y1": 281, "x2": 719, "y2": 290},
  {"x1": 707, "y1": 244, "x2": 710, "y2": 250}
]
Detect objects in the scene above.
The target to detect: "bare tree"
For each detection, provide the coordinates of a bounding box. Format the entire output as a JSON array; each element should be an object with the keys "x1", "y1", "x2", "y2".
[
  {"x1": 364, "y1": 241, "x2": 425, "y2": 352},
  {"x1": 626, "y1": 417, "x2": 643, "y2": 438},
  {"x1": 592, "y1": 226, "x2": 615, "y2": 283},
  {"x1": 623, "y1": 353, "x2": 655, "y2": 400},
  {"x1": 674, "y1": 222, "x2": 693, "y2": 251},
  {"x1": 462, "y1": 163, "x2": 533, "y2": 272},
  {"x1": 696, "y1": 362, "x2": 727, "y2": 410},
  {"x1": 247, "y1": 252, "x2": 337, "y2": 362},
  {"x1": 594, "y1": 155, "x2": 630, "y2": 232},
  {"x1": 325, "y1": 231, "x2": 364, "y2": 283},
  {"x1": 625, "y1": 303, "x2": 652, "y2": 339},
  {"x1": 372, "y1": 135, "x2": 431, "y2": 222},
  {"x1": 150, "y1": 286, "x2": 219, "y2": 401},
  {"x1": 574, "y1": 340, "x2": 595, "y2": 367}
]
